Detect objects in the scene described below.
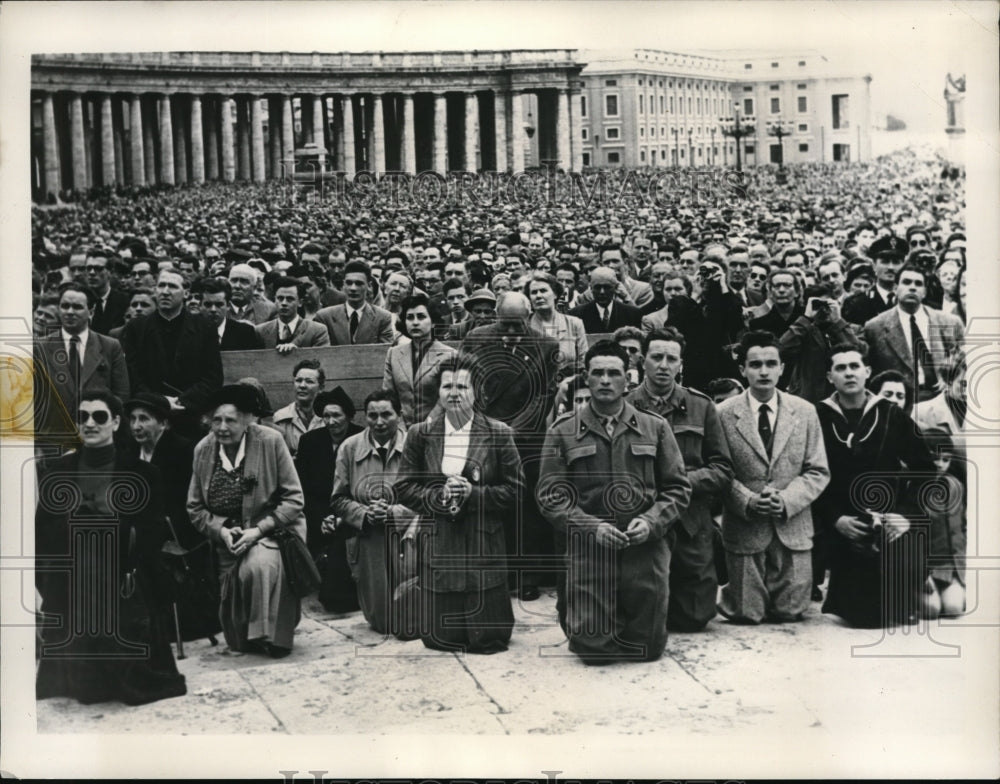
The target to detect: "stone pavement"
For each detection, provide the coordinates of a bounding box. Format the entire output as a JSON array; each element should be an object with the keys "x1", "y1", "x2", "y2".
[{"x1": 35, "y1": 586, "x2": 998, "y2": 755}]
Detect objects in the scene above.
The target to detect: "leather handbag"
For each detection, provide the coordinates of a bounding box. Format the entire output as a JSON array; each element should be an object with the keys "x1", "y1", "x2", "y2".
[{"x1": 273, "y1": 525, "x2": 322, "y2": 598}]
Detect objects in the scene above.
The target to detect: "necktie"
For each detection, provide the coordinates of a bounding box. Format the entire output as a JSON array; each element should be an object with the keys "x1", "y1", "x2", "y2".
[
  {"x1": 349, "y1": 311, "x2": 360, "y2": 343},
  {"x1": 910, "y1": 314, "x2": 938, "y2": 388},
  {"x1": 758, "y1": 403, "x2": 773, "y2": 459},
  {"x1": 886, "y1": 291, "x2": 895, "y2": 308},
  {"x1": 68, "y1": 335, "x2": 82, "y2": 396},
  {"x1": 600, "y1": 308, "x2": 610, "y2": 331},
  {"x1": 93, "y1": 299, "x2": 105, "y2": 329},
  {"x1": 602, "y1": 416, "x2": 616, "y2": 438},
  {"x1": 377, "y1": 447, "x2": 388, "y2": 467},
  {"x1": 279, "y1": 323, "x2": 292, "y2": 344}
]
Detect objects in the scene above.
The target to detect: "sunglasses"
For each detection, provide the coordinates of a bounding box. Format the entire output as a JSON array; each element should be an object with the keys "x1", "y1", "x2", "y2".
[
  {"x1": 77, "y1": 409, "x2": 112, "y2": 425},
  {"x1": 910, "y1": 239, "x2": 929, "y2": 248},
  {"x1": 748, "y1": 272, "x2": 768, "y2": 280}
]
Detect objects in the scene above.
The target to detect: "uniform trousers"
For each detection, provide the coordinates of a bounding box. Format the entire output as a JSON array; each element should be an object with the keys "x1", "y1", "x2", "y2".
[
  {"x1": 667, "y1": 523, "x2": 718, "y2": 632},
  {"x1": 718, "y1": 535, "x2": 811, "y2": 624}
]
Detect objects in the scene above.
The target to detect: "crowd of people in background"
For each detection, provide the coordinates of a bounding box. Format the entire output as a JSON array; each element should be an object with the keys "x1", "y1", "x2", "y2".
[{"x1": 31, "y1": 147, "x2": 970, "y2": 699}]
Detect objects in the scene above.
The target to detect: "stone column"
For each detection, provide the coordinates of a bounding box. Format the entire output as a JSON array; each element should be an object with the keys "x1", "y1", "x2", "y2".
[
  {"x1": 233, "y1": 97, "x2": 249, "y2": 180},
  {"x1": 204, "y1": 97, "x2": 219, "y2": 180},
  {"x1": 433, "y1": 92, "x2": 448, "y2": 174},
  {"x1": 281, "y1": 94, "x2": 294, "y2": 176},
  {"x1": 100, "y1": 95, "x2": 116, "y2": 186},
  {"x1": 269, "y1": 97, "x2": 283, "y2": 179},
  {"x1": 341, "y1": 95, "x2": 356, "y2": 176},
  {"x1": 159, "y1": 95, "x2": 175, "y2": 185},
  {"x1": 493, "y1": 90, "x2": 508, "y2": 173},
  {"x1": 142, "y1": 97, "x2": 156, "y2": 185},
  {"x1": 173, "y1": 97, "x2": 188, "y2": 185},
  {"x1": 371, "y1": 94, "x2": 386, "y2": 173},
  {"x1": 509, "y1": 90, "x2": 525, "y2": 173},
  {"x1": 250, "y1": 96, "x2": 266, "y2": 182},
  {"x1": 220, "y1": 96, "x2": 235, "y2": 182},
  {"x1": 70, "y1": 93, "x2": 88, "y2": 190},
  {"x1": 312, "y1": 95, "x2": 325, "y2": 149},
  {"x1": 464, "y1": 92, "x2": 478, "y2": 171},
  {"x1": 190, "y1": 95, "x2": 205, "y2": 183},
  {"x1": 112, "y1": 99, "x2": 125, "y2": 186},
  {"x1": 41, "y1": 93, "x2": 61, "y2": 197},
  {"x1": 332, "y1": 96, "x2": 344, "y2": 170},
  {"x1": 401, "y1": 93, "x2": 416, "y2": 174},
  {"x1": 128, "y1": 96, "x2": 145, "y2": 186},
  {"x1": 555, "y1": 88, "x2": 571, "y2": 171},
  {"x1": 570, "y1": 89, "x2": 584, "y2": 172}
]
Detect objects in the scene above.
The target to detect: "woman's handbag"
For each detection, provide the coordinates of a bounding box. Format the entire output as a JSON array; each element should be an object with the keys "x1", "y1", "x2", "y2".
[{"x1": 273, "y1": 524, "x2": 322, "y2": 598}]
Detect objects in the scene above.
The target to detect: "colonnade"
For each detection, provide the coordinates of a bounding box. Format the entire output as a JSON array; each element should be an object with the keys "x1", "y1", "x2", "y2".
[{"x1": 33, "y1": 86, "x2": 585, "y2": 198}]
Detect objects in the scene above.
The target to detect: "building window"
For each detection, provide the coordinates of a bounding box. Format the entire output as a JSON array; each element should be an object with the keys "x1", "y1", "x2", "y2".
[
  {"x1": 661, "y1": 127, "x2": 666, "y2": 136},
  {"x1": 650, "y1": 94, "x2": 655, "y2": 114},
  {"x1": 798, "y1": 123, "x2": 809, "y2": 133},
  {"x1": 605, "y1": 94, "x2": 619, "y2": 117},
  {"x1": 744, "y1": 63, "x2": 752, "y2": 70},
  {"x1": 697, "y1": 97, "x2": 701, "y2": 114},
  {"x1": 640, "y1": 150, "x2": 646, "y2": 162},
  {"x1": 798, "y1": 143, "x2": 809, "y2": 152},
  {"x1": 743, "y1": 98, "x2": 754, "y2": 115},
  {"x1": 832, "y1": 94, "x2": 849, "y2": 129},
  {"x1": 770, "y1": 84, "x2": 780, "y2": 91},
  {"x1": 797, "y1": 96, "x2": 807, "y2": 113},
  {"x1": 743, "y1": 85, "x2": 753, "y2": 92},
  {"x1": 659, "y1": 95, "x2": 664, "y2": 113},
  {"x1": 638, "y1": 79, "x2": 643, "y2": 86},
  {"x1": 581, "y1": 95, "x2": 587, "y2": 117},
  {"x1": 661, "y1": 149, "x2": 666, "y2": 159},
  {"x1": 798, "y1": 60, "x2": 806, "y2": 67},
  {"x1": 771, "y1": 62, "x2": 779, "y2": 68},
  {"x1": 688, "y1": 97, "x2": 692, "y2": 113},
  {"x1": 582, "y1": 128, "x2": 588, "y2": 140},
  {"x1": 582, "y1": 152, "x2": 591, "y2": 166},
  {"x1": 640, "y1": 127, "x2": 645, "y2": 137},
  {"x1": 639, "y1": 94, "x2": 644, "y2": 114},
  {"x1": 659, "y1": 80, "x2": 663, "y2": 87},
  {"x1": 605, "y1": 79, "x2": 617, "y2": 87},
  {"x1": 669, "y1": 96, "x2": 674, "y2": 113},
  {"x1": 797, "y1": 83, "x2": 807, "y2": 90},
  {"x1": 745, "y1": 144, "x2": 754, "y2": 155},
  {"x1": 770, "y1": 97, "x2": 780, "y2": 114},
  {"x1": 606, "y1": 126, "x2": 620, "y2": 140},
  {"x1": 607, "y1": 151, "x2": 620, "y2": 164}
]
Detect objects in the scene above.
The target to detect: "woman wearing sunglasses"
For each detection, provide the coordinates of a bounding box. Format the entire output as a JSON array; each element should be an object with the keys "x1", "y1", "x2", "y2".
[{"x1": 35, "y1": 390, "x2": 187, "y2": 706}]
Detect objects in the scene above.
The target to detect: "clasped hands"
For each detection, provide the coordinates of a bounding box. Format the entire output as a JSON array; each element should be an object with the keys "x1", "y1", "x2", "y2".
[
  {"x1": 442, "y1": 474, "x2": 472, "y2": 511},
  {"x1": 222, "y1": 524, "x2": 264, "y2": 557},
  {"x1": 835, "y1": 511, "x2": 910, "y2": 544},
  {"x1": 749, "y1": 486, "x2": 786, "y2": 517},
  {"x1": 595, "y1": 518, "x2": 651, "y2": 549}
]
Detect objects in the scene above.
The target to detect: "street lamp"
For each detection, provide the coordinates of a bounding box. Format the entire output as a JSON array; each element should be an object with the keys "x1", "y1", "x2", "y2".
[
  {"x1": 767, "y1": 118, "x2": 793, "y2": 171},
  {"x1": 719, "y1": 106, "x2": 756, "y2": 173}
]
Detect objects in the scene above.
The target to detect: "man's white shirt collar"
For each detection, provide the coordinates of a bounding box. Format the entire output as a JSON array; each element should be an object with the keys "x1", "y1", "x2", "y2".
[{"x1": 61, "y1": 327, "x2": 89, "y2": 360}]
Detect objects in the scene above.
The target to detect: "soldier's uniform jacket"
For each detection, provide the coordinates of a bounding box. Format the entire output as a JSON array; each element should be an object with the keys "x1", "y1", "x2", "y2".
[
  {"x1": 539, "y1": 401, "x2": 691, "y2": 539},
  {"x1": 627, "y1": 383, "x2": 733, "y2": 537}
]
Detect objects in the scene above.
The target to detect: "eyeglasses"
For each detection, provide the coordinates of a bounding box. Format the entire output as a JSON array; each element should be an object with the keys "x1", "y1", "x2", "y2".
[
  {"x1": 77, "y1": 409, "x2": 111, "y2": 425},
  {"x1": 910, "y1": 239, "x2": 929, "y2": 248},
  {"x1": 748, "y1": 272, "x2": 768, "y2": 280}
]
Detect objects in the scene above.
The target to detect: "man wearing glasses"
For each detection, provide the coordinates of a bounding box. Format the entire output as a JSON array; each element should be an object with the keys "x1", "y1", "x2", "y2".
[{"x1": 84, "y1": 250, "x2": 131, "y2": 335}]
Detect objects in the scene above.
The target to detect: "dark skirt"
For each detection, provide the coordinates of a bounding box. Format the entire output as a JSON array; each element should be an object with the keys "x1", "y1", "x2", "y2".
[
  {"x1": 419, "y1": 584, "x2": 514, "y2": 654},
  {"x1": 37, "y1": 569, "x2": 186, "y2": 706}
]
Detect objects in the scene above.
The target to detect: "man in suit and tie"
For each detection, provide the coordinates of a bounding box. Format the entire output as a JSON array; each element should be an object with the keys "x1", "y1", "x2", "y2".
[
  {"x1": 196, "y1": 278, "x2": 262, "y2": 351},
  {"x1": 227, "y1": 263, "x2": 277, "y2": 325},
  {"x1": 569, "y1": 267, "x2": 643, "y2": 334},
  {"x1": 83, "y1": 249, "x2": 131, "y2": 335},
  {"x1": 315, "y1": 260, "x2": 394, "y2": 345},
  {"x1": 572, "y1": 248, "x2": 654, "y2": 310},
  {"x1": 842, "y1": 235, "x2": 908, "y2": 326},
  {"x1": 716, "y1": 330, "x2": 830, "y2": 624},
  {"x1": 255, "y1": 276, "x2": 331, "y2": 354},
  {"x1": 727, "y1": 246, "x2": 766, "y2": 308},
  {"x1": 120, "y1": 269, "x2": 223, "y2": 438},
  {"x1": 34, "y1": 282, "x2": 130, "y2": 448},
  {"x1": 863, "y1": 263, "x2": 964, "y2": 404}
]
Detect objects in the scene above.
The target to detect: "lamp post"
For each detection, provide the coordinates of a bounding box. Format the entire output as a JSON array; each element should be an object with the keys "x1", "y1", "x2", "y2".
[
  {"x1": 670, "y1": 127, "x2": 679, "y2": 168},
  {"x1": 767, "y1": 118, "x2": 793, "y2": 170},
  {"x1": 719, "y1": 106, "x2": 756, "y2": 172}
]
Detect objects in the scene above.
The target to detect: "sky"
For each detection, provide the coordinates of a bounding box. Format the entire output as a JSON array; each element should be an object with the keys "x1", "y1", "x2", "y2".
[{"x1": 4, "y1": 1, "x2": 996, "y2": 135}]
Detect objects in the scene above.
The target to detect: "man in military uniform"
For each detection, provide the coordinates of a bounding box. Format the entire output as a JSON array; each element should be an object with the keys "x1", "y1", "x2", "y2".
[
  {"x1": 627, "y1": 327, "x2": 734, "y2": 632},
  {"x1": 539, "y1": 340, "x2": 691, "y2": 664}
]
